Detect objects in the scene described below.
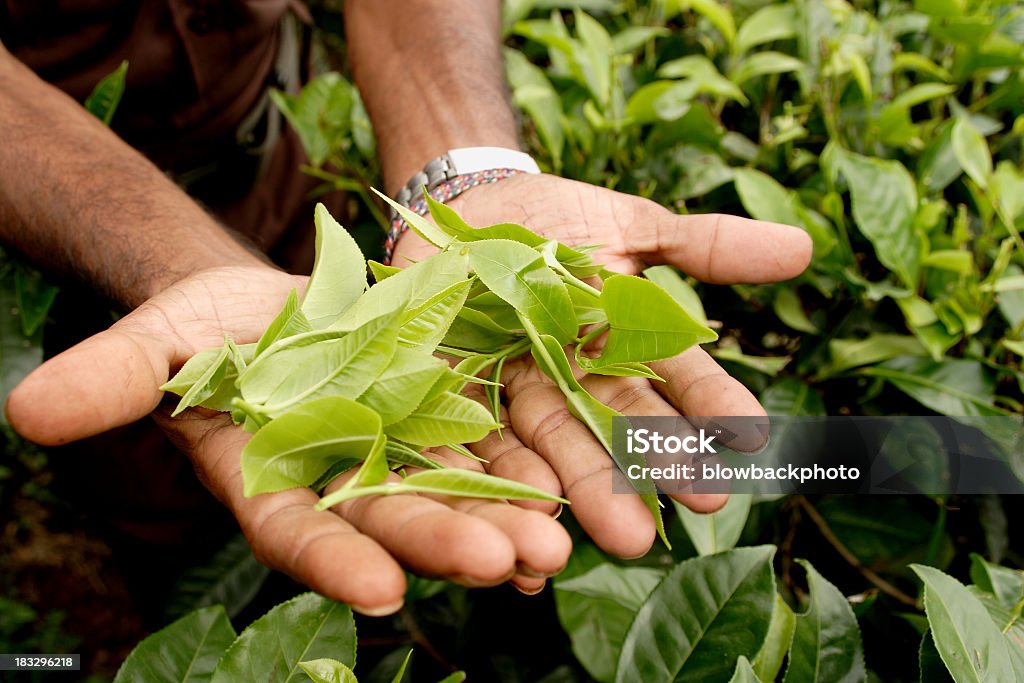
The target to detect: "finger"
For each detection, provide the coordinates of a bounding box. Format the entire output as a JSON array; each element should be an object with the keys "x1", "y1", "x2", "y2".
[
  {"x1": 467, "y1": 401, "x2": 564, "y2": 515},
  {"x1": 650, "y1": 346, "x2": 769, "y2": 454},
  {"x1": 579, "y1": 373, "x2": 729, "y2": 514},
  {"x1": 5, "y1": 268, "x2": 300, "y2": 447},
  {"x1": 6, "y1": 323, "x2": 183, "y2": 446},
  {"x1": 418, "y1": 448, "x2": 572, "y2": 579},
  {"x1": 504, "y1": 360, "x2": 656, "y2": 559},
  {"x1": 623, "y1": 197, "x2": 813, "y2": 284},
  {"x1": 155, "y1": 409, "x2": 408, "y2": 615},
  {"x1": 324, "y1": 471, "x2": 518, "y2": 587},
  {"x1": 512, "y1": 577, "x2": 547, "y2": 595}
]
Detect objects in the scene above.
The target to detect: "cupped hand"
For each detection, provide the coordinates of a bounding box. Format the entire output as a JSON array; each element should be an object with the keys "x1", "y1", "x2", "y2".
[
  {"x1": 392, "y1": 174, "x2": 813, "y2": 558},
  {"x1": 5, "y1": 265, "x2": 571, "y2": 613}
]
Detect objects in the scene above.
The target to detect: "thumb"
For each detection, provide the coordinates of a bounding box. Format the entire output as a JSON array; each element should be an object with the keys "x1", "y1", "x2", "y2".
[
  {"x1": 624, "y1": 199, "x2": 813, "y2": 284},
  {"x1": 5, "y1": 318, "x2": 181, "y2": 446}
]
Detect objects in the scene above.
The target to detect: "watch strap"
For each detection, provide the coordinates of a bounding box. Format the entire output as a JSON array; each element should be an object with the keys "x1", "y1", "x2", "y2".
[{"x1": 392, "y1": 147, "x2": 540, "y2": 214}]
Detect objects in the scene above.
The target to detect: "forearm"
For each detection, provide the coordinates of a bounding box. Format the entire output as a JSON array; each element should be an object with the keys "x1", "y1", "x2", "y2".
[
  {"x1": 344, "y1": 0, "x2": 520, "y2": 195},
  {"x1": 0, "y1": 46, "x2": 266, "y2": 310}
]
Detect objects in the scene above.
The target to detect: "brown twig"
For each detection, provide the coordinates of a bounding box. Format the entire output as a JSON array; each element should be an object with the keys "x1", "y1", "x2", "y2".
[{"x1": 796, "y1": 496, "x2": 920, "y2": 608}]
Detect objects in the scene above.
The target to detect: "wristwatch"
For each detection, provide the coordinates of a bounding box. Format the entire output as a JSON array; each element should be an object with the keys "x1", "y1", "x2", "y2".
[{"x1": 391, "y1": 147, "x2": 541, "y2": 216}]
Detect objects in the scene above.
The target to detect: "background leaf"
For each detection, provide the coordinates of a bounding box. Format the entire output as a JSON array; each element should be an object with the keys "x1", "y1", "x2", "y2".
[
  {"x1": 210, "y1": 594, "x2": 356, "y2": 683},
  {"x1": 615, "y1": 546, "x2": 777, "y2": 683},
  {"x1": 114, "y1": 606, "x2": 236, "y2": 683},
  {"x1": 166, "y1": 534, "x2": 270, "y2": 621},
  {"x1": 783, "y1": 559, "x2": 866, "y2": 683},
  {"x1": 673, "y1": 494, "x2": 751, "y2": 556},
  {"x1": 555, "y1": 563, "x2": 665, "y2": 682},
  {"x1": 911, "y1": 564, "x2": 1014, "y2": 683}
]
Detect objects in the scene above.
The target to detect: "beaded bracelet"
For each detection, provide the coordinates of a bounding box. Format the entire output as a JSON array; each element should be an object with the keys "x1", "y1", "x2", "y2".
[{"x1": 382, "y1": 168, "x2": 527, "y2": 265}]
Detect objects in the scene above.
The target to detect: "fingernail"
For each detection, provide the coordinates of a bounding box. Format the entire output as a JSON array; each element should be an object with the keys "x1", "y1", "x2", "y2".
[
  {"x1": 516, "y1": 562, "x2": 548, "y2": 579},
  {"x1": 619, "y1": 550, "x2": 650, "y2": 561},
  {"x1": 454, "y1": 568, "x2": 516, "y2": 588},
  {"x1": 552, "y1": 504, "x2": 564, "y2": 520},
  {"x1": 513, "y1": 581, "x2": 546, "y2": 596},
  {"x1": 351, "y1": 600, "x2": 404, "y2": 617}
]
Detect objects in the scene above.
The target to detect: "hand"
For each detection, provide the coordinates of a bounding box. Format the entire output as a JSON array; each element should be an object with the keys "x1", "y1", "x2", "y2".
[
  {"x1": 392, "y1": 174, "x2": 813, "y2": 558},
  {"x1": 5, "y1": 265, "x2": 571, "y2": 613}
]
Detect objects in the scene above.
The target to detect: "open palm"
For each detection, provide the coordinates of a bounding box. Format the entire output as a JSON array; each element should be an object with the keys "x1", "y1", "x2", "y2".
[
  {"x1": 393, "y1": 174, "x2": 812, "y2": 557},
  {"x1": 5, "y1": 265, "x2": 571, "y2": 613}
]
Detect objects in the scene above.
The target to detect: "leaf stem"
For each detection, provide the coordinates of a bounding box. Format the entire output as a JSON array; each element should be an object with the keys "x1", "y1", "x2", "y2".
[
  {"x1": 577, "y1": 322, "x2": 610, "y2": 349},
  {"x1": 231, "y1": 398, "x2": 270, "y2": 430}
]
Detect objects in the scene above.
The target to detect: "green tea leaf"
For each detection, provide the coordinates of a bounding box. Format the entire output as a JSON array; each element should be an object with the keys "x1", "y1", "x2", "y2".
[
  {"x1": 302, "y1": 204, "x2": 367, "y2": 329},
  {"x1": 732, "y1": 52, "x2": 804, "y2": 85},
  {"x1": 270, "y1": 73, "x2": 354, "y2": 166},
  {"x1": 298, "y1": 659, "x2": 357, "y2": 683},
  {"x1": 760, "y1": 377, "x2": 825, "y2": 416},
  {"x1": 241, "y1": 396, "x2": 382, "y2": 496},
  {"x1": 114, "y1": 606, "x2": 235, "y2": 683},
  {"x1": 753, "y1": 594, "x2": 796, "y2": 682},
  {"x1": 615, "y1": 546, "x2": 777, "y2": 682},
  {"x1": 385, "y1": 391, "x2": 497, "y2": 447},
  {"x1": 399, "y1": 278, "x2": 472, "y2": 350},
  {"x1": 816, "y1": 335, "x2": 926, "y2": 379},
  {"x1": 371, "y1": 187, "x2": 453, "y2": 249},
  {"x1": 676, "y1": 0, "x2": 736, "y2": 48},
  {"x1": 574, "y1": 355, "x2": 663, "y2": 380},
  {"x1": 837, "y1": 150, "x2": 922, "y2": 288},
  {"x1": 85, "y1": 60, "x2": 128, "y2": 125},
  {"x1": 167, "y1": 343, "x2": 231, "y2": 416},
  {"x1": 368, "y1": 260, "x2": 401, "y2": 283},
  {"x1": 729, "y1": 657, "x2": 762, "y2": 683},
  {"x1": 13, "y1": 264, "x2": 58, "y2": 337},
  {"x1": 861, "y1": 357, "x2": 1008, "y2": 417},
  {"x1": 210, "y1": 593, "x2": 355, "y2": 683},
  {"x1": 425, "y1": 194, "x2": 474, "y2": 237},
  {"x1": 468, "y1": 239, "x2": 578, "y2": 344},
  {"x1": 455, "y1": 224, "x2": 600, "y2": 278},
  {"x1": 555, "y1": 563, "x2": 666, "y2": 682},
  {"x1": 317, "y1": 467, "x2": 567, "y2": 510},
  {"x1": 442, "y1": 310, "x2": 521, "y2": 353},
  {"x1": 242, "y1": 312, "x2": 401, "y2": 416},
  {"x1": 783, "y1": 560, "x2": 866, "y2": 683},
  {"x1": 773, "y1": 288, "x2": 819, "y2": 335},
  {"x1": 526, "y1": 327, "x2": 665, "y2": 543},
  {"x1": 952, "y1": 117, "x2": 993, "y2": 190},
  {"x1": 592, "y1": 274, "x2": 716, "y2": 366},
  {"x1": 658, "y1": 56, "x2": 747, "y2": 104},
  {"x1": 256, "y1": 289, "x2": 312, "y2": 356},
  {"x1": 165, "y1": 534, "x2": 270, "y2": 621},
  {"x1": 911, "y1": 565, "x2": 1015, "y2": 683},
  {"x1": 390, "y1": 650, "x2": 413, "y2": 683},
  {"x1": 736, "y1": 4, "x2": 796, "y2": 53},
  {"x1": 643, "y1": 266, "x2": 707, "y2": 324},
  {"x1": 384, "y1": 440, "x2": 443, "y2": 470},
  {"x1": 504, "y1": 47, "x2": 565, "y2": 168},
  {"x1": 336, "y1": 249, "x2": 469, "y2": 331},
  {"x1": 969, "y1": 554, "x2": 1024, "y2": 610},
  {"x1": 358, "y1": 348, "x2": 449, "y2": 425},
  {"x1": 673, "y1": 494, "x2": 751, "y2": 556}
]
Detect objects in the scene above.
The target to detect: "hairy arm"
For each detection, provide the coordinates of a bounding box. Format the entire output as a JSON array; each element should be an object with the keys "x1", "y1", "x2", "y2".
[
  {"x1": 343, "y1": 0, "x2": 519, "y2": 194},
  {"x1": 0, "y1": 42, "x2": 265, "y2": 309}
]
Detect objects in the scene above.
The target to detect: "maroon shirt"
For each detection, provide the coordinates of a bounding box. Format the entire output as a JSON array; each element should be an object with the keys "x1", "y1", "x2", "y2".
[{"x1": 1, "y1": 0, "x2": 326, "y2": 272}]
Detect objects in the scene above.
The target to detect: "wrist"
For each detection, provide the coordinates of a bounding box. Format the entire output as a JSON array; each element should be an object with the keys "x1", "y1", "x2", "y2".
[{"x1": 383, "y1": 160, "x2": 539, "y2": 265}]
